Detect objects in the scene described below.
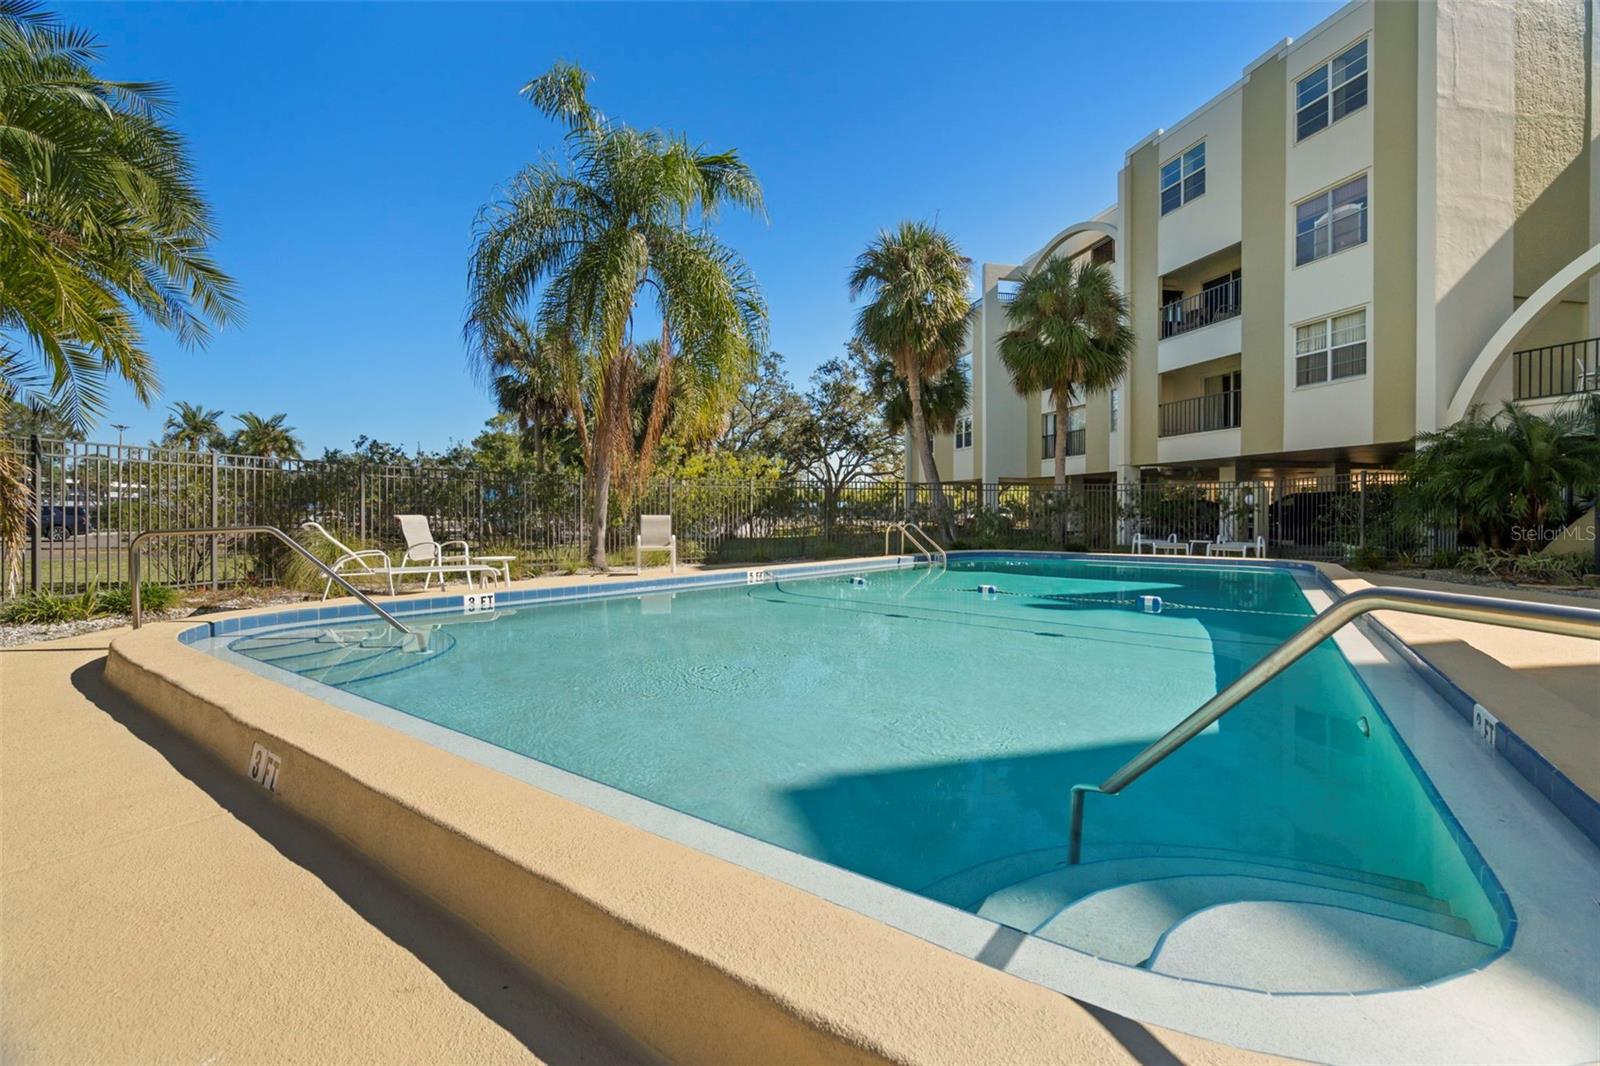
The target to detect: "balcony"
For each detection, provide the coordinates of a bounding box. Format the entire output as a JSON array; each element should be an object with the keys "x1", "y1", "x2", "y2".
[
  {"x1": 1513, "y1": 338, "x2": 1599, "y2": 401},
  {"x1": 1041, "y1": 428, "x2": 1087, "y2": 459},
  {"x1": 1160, "y1": 278, "x2": 1241, "y2": 340},
  {"x1": 1159, "y1": 391, "x2": 1241, "y2": 437}
]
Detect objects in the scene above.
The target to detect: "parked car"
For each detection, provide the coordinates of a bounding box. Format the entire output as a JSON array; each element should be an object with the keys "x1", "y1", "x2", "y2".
[{"x1": 27, "y1": 505, "x2": 95, "y2": 541}]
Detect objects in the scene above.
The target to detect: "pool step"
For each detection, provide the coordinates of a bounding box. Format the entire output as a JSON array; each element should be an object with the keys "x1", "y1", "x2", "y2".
[
  {"x1": 1142, "y1": 899, "x2": 1499, "y2": 993},
  {"x1": 969, "y1": 855, "x2": 1494, "y2": 992},
  {"x1": 231, "y1": 627, "x2": 451, "y2": 686}
]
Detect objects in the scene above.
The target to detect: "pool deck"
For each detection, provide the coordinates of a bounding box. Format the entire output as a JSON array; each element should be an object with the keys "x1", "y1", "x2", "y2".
[
  {"x1": 0, "y1": 628, "x2": 655, "y2": 1065},
  {"x1": 2, "y1": 562, "x2": 1294, "y2": 1066}
]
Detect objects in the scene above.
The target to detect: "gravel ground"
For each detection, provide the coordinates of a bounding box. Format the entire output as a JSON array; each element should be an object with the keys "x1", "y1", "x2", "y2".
[
  {"x1": 0, "y1": 588, "x2": 312, "y2": 649},
  {"x1": 1381, "y1": 568, "x2": 1600, "y2": 601}
]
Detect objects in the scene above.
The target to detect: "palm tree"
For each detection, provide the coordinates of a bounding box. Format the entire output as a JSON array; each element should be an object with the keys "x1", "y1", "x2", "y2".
[
  {"x1": 1399, "y1": 400, "x2": 1600, "y2": 550},
  {"x1": 162, "y1": 401, "x2": 223, "y2": 451},
  {"x1": 478, "y1": 318, "x2": 575, "y2": 474},
  {"x1": 863, "y1": 341, "x2": 969, "y2": 483},
  {"x1": 998, "y1": 258, "x2": 1132, "y2": 502},
  {"x1": 466, "y1": 62, "x2": 766, "y2": 569},
  {"x1": 0, "y1": 3, "x2": 238, "y2": 593},
  {"x1": 231, "y1": 412, "x2": 300, "y2": 460},
  {"x1": 0, "y1": 2, "x2": 240, "y2": 430},
  {"x1": 849, "y1": 222, "x2": 972, "y2": 542}
]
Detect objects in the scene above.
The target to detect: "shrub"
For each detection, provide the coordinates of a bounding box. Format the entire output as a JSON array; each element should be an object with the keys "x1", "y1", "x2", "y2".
[
  {"x1": 0, "y1": 589, "x2": 89, "y2": 624},
  {"x1": 0, "y1": 581, "x2": 182, "y2": 624},
  {"x1": 1347, "y1": 545, "x2": 1390, "y2": 571},
  {"x1": 97, "y1": 583, "x2": 181, "y2": 615},
  {"x1": 1510, "y1": 552, "x2": 1587, "y2": 584}
]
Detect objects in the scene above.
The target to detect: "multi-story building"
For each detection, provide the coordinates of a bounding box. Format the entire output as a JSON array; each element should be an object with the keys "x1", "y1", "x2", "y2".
[{"x1": 913, "y1": 0, "x2": 1597, "y2": 490}]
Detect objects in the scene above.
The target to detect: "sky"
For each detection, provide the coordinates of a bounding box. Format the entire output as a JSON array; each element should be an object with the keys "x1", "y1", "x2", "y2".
[{"x1": 67, "y1": 0, "x2": 1343, "y2": 456}]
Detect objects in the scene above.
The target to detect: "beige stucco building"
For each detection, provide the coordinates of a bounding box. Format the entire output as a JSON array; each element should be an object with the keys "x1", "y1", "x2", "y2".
[{"x1": 914, "y1": 0, "x2": 1598, "y2": 489}]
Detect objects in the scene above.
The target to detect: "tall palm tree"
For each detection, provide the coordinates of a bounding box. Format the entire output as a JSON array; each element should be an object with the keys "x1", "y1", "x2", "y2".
[
  {"x1": 0, "y1": 2, "x2": 239, "y2": 429},
  {"x1": 998, "y1": 258, "x2": 1132, "y2": 498},
  {"x1": 863, "y1": 341, "x2": 969, "y2": 483},
  {"x1": 849, "y1": 222, "x2": 971, "y2": 541},
  {"x1": 162, "y1": 401, "x2": 223, "y2": 450},
  {"x1": 466, "y1": 62, "x2": 766, "y2": 569},
  {"x1": 232, "y1": 412, "x2": 300, "y2": 460}
]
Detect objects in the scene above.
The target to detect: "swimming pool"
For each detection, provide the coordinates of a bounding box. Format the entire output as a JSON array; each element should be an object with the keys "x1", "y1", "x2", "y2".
[{"x1": 217, "y1": 554, "x2": 1508, "y2": 994}]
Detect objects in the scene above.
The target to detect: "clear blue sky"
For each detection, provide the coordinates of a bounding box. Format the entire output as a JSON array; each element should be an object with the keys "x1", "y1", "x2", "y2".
[{"x1": 71, "y1": 1, "x2": 1341, "y2": 455}]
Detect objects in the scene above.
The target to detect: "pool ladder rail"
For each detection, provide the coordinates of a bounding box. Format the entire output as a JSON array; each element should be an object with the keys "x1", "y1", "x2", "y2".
[
  {"x1": 1067, "y1": 585, "x2": 1600, "y2": 864},
  {"x1": 884, "y1": 521, "x2": 947, "y2": 569},
  {"x1": 128, "y1": 524, "x2": 429, "y2": 652}
]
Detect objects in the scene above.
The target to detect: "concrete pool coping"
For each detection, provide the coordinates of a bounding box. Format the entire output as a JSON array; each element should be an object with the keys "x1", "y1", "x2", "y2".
[{"x1": 104, "y1": 553, "x2": 1600, "y2": 1064}]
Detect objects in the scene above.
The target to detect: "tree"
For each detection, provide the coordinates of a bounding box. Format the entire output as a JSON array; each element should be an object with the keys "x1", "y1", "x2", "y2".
[
  {"x1": 863, "y1": 340, "x2": 967, "y2": 484},
  {"x1": 1399, "y1": 400, "x2": 1600, "y2": 550},
  {"x1": 722, "y1": 349, "x2": 805, "y2": 458},
  {"x1": 231, "y1": 412, "x2": 301, "y2": 459},
  {"x1": 162, "y1": 401, "x2": 224, "y2": 450},
  {"x1": 466, "y1": 62, "x2": 766, "y2": 569},
  {"x1": 849, "y1": 221, "x2": 971, "y2": 542},
  {"x1": 0, "y1": 2, "x2": 239, "y2": 430},
  {"x1": 474, "y1": 317, "x2": 576, "y2": 474},
  {"x1": 997, "y1": 258, "x2": 1131, "y2": 506},
  {"x1": 781, "y1": 348, "x2": 900, "y2": 531}
]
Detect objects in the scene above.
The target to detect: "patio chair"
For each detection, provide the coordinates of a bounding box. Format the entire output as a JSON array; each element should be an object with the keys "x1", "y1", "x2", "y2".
[
  {"x1": 636, "y1": 514, "x2": 677, "y2": 574},
  {"x1": 394, "y1": 514, "x2": 504, "y2": 590},
  {"x1": 301, "y1": 521, "x2": 403, "y2": 600},
  {"x1": 1206, "y1": 534, "x2": 1267, "y2": 558},
  {"x1": 1133, "y1": 533, "x2": 1188, "y2": 555}
]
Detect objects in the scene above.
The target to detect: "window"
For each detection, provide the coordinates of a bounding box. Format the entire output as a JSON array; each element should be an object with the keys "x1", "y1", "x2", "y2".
[
  {"x1": 1090, "y1": 239, "x2": 1115, "y2": 266},
  {"x1": 954, "y1": 413, "x2": 973, "y2": 450},
  {"x1": 1295, "y1": 309, "x2": 1367, "y2": 386},
  {"x1": 1295, "y1": 174, "x2": 1367, "y2": 265},
  {"x1": 1296, "y1": 39, "x2": 1368, "y2": 141},
  {"x1": 1110, "y1": 389, "x2": 1119, "y2": 431},
  {"x1": 1041, "y1": 412, "x2": 1056, "y2": 459},
  {"x1": 1159, "y1": 142, "x2": 1205, "y2": 215}
]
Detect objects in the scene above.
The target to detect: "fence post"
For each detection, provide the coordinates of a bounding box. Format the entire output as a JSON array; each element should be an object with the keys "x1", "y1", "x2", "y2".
[
  {"x1": 1357, "y1": 470, "x2": 1367, "y2": 551},
  {"x1": 209, "y1": 451, "x2": 219, "y2": 589},
  {"x1": 359, "y1": 466, "x2": 368, "y2": 543},
  {"x1": 28, "y1": 435, "x2": 41, "y2": 592}
]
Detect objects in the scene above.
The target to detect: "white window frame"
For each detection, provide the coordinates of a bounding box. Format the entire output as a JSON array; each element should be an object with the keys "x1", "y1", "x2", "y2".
[
  {"x1": 1294, "y1": 173, "x2": 1369, "y2": 267},
  {"x1": 954, "y1": 413, "x2": 973, "y2": 450},
  {"x1": 1159, "y1": 141, "x2": 1206, "y2": 216},
  {"x1": 1109, "y1": 389, "x2": 1120, "y2": 431},
  {"x1": 1041, "y1": 412, "x2": 1056, "y2": 460},
  {"x1": 1293, "y1": 308, "x2": 1368, "y2": 388},
  {"x1": 1295, "y1": 38, "x2": 1369, "y2": 143}
]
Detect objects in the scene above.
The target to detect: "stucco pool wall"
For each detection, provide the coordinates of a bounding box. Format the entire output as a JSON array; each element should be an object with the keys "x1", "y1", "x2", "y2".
[{"x1": 104, "y1": 554, "x2": 1600, "y2": 1065}]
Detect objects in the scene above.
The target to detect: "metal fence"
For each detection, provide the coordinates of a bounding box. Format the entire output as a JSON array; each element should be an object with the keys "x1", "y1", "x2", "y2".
[{"x1": 2, "y1": 435, "x2": 1454, "y2": 598}]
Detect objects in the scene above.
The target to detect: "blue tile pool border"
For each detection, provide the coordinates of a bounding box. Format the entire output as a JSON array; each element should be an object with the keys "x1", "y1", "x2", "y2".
[{"x1": 174, "y1": 550, "x2": 1598, "y2": 860}]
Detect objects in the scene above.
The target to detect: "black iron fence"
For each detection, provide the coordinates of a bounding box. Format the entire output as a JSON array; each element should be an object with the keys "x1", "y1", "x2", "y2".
[{"x1": 2, "y1": 435, "x2": 1455, "y2": 598}]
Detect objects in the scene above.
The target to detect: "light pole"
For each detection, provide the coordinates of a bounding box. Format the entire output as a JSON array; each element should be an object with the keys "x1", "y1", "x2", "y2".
[{"x1": 110, "y1": 424, "x2": 128, "y2": 448}]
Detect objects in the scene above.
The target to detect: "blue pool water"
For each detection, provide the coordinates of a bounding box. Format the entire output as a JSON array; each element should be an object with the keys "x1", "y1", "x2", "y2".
[{"x1": 224, "y1": 556, "x2": 1506, "y2": 985}]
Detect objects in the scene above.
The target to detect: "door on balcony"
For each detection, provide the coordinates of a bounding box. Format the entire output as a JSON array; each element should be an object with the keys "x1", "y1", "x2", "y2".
[{"x1": 1204, "y1": 370, "x2": 1241, "y2": 429}]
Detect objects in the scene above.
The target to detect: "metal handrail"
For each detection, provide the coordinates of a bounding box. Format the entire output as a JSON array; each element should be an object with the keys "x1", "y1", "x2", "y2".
[
  {"x1": 129, "y1": 525, "x2": 427, "y2": 651},
  {"x1": 884, "y1": 521, "x2": 947, "y2": 569},
  {"x1": 1066, "y1": 585, "x2": 1600, "y2": 863}
]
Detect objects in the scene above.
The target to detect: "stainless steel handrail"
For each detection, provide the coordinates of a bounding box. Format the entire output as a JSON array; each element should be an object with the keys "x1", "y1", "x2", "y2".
[
  {"x1": 129, "y1": 525, "x2": 427, "y2": 651},
  {"x1": 884, "y1": 521, "x2": 947, "y2": 569},
  {"x1": 1067, "y1": 585, "x2": 1600, "y2": 863}
]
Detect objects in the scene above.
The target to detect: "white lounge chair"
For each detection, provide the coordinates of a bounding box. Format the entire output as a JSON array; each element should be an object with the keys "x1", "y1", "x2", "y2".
[
  {"x1": 394, "y1": 514, "x2": 504, "y2": 590},
  {"x1": 636, "y1": 514, "x2": 677, "y2": 574},
  {"x1": 301, "y1": 521, "x2": 409, "y2": 599},
  {"x1": 1207, "y1": 535, "x2": 1267, "y2": 558},
  {"x1": 1133, "y1": 533, "x2": 1188, "y2": 555}
]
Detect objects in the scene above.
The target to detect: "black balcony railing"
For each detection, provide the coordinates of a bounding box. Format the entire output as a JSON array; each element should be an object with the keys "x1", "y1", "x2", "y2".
[
  {"x1": 1159, "y1": 391, "x2": 1242, "y2": 437},
  {"x1": 1160, "y1": 278, "x2": 1242, "y2": 339},
  {"x1": 1513, "y1": 338, "x2": 1599, "y2": 401},
  {"x1": 1040, "y1": 428, "x2": 1087, "y2": 460}
]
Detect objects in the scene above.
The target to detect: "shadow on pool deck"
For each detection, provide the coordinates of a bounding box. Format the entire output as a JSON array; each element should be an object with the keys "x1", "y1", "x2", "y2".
[{"x1": 10, "y1": 644, "x2": 655, "y2": 1064}]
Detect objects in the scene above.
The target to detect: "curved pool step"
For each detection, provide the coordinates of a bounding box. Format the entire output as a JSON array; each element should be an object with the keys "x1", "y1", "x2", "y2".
[{"x1": 1145, "y1": 899, "x2": 1499, "y2": 993}]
